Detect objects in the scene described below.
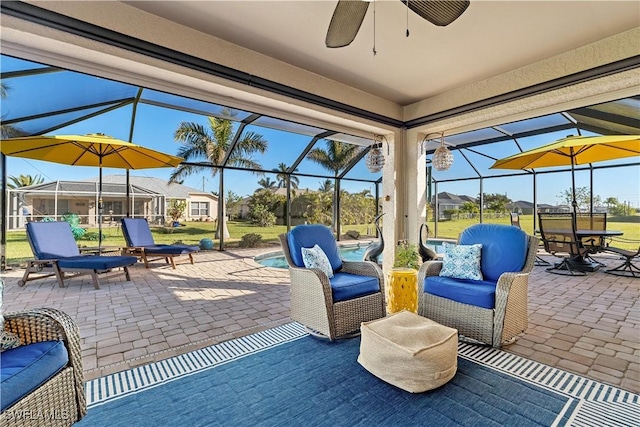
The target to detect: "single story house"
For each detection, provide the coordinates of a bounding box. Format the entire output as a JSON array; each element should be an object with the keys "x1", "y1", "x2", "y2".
[{"x1": 7, "y1": 175, "x2": 218, "y2": 230}]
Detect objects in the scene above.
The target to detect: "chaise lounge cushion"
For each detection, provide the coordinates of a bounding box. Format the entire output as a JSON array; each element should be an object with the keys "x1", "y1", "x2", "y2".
[
  {"x1": 139, "y1": 244, "x2": 200, "y2": 255},
  {"x1": 1, "y1": 340, "x2": 69, "y2": 411},
  {"x1": 55, "y1": 255, "x2": 137, "y2": 270},
  {"x1": 287, "y1": 225, "x2": 343, "y2": 272},
  {"x1": 330, "y1": 272, "x2": 380, "y2": 302}
]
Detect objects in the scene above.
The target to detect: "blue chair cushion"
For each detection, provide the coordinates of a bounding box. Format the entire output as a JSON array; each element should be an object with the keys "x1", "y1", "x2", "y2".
[
  {"x1": 142, "y1": 244, "x2": 199, "y2": 255},
  {"x1": 121, "y1": 218, "x2": 156, "y2": 247},
  {"x1": 287, "y1": 225, "x2": 342, "y2": 272},
  {"x1": 424, "y1": 276, "x2": 497, "y2": 309},
  {"x1": 459, "y1": 224, "x2": 528, "y2": 282},
  {"x1": 0, "y1": 341, "x2": 69, "y2": 411},
  {"x1": 56, "y1": 255, "x2": 137, "y2": 270},
  {"x1": 330, "y1": 272, "x2": 380, "y2": 303},
  {"x1": 26, "y1": 222, "x2": 80, "y2": 259}
]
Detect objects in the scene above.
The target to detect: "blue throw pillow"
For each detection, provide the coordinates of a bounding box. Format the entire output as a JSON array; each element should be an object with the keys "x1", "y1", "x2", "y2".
[
  {"x1": 439, "y1": 242, "x2": 483, "y2": 281},
  {"x1": 301, "y1": 244, "x2": 334, "y2": 278}
]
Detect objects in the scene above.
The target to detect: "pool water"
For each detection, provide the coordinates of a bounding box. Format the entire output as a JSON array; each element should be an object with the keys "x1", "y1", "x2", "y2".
[{"x1": 256, "y1": 241, "x2": 446, "y2": 269}]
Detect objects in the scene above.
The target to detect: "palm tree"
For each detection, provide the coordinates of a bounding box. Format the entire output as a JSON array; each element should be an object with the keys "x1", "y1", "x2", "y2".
[
  {"x1": 170, "y1": 111, "x2": 268, "y2": 238},
  {"x1": 257, "y1": 177, "x2": 277, "y2": 189},
  {"x1": 308, "y1": 140, "x2": 364, "y2": 230},
  {"x1": 273, "y1": 162, "x2": 299, "y2": 189},
  {"x1": 1, "y1": 81, "x2": 23, "y2": 138},
  {"x1": 318, "y1": 179, "x2": 333, "y2": 193},
  {"x1": 8, "y1": 174, "x2": 45, "y2": 189}
]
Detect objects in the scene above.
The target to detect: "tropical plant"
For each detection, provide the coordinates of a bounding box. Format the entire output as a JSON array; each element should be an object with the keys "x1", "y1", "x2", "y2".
[
  {"x1": 393, "y1": 241, "x2": 421, "y2": 270},
  {"x1": 225, "y1": 190, "x2": 243, "y2": 220},
  {"x1": 307, "y1": 140, "x2": 364, "y2": 231},
  {"x1": 273, "y1": 162, "x2": 300, "y2": 189},
  {"x1": 7, "y1": 174, "x2": 45, "y2": 189},
  {"x1": 167, "y1": 199, "x2": 187, "y2": 222},
  {"x1": 257, "y1": 177, "x2": 277, "y2": 189},
  {"x1": 169, "y1": 109, "x2": 268, "y2": 238}
]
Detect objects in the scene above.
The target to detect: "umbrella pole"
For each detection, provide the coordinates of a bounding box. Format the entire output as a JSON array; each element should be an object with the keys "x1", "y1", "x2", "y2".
[
  {"x1": 98, "y1": 161, "x2": 103, "y2": 250},
  {"x1": 570, "y1": 149, "x2": 578, "y2": 213}
]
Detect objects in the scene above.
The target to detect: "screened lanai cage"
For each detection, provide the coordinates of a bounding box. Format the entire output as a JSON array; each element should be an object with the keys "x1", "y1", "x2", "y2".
[{"x1": 1, "y1": 54, "x2": 639, "y2": 269}]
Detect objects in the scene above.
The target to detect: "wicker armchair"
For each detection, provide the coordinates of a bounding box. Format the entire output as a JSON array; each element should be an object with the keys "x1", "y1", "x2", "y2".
[
  {"x1": 418, "y1": 224, "x2": 537, "y2": 348},
  {"x1": 0, "y1": 308, "x2": 86, "y2": 426},
  {"x1": 279, "y1": 225, "x2": 386, "y2": 340}
]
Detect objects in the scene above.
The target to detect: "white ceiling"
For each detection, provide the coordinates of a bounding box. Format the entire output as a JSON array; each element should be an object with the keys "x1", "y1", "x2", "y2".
[{"x1": 125, "y1": 0, "x2": 640, "y2": 106}]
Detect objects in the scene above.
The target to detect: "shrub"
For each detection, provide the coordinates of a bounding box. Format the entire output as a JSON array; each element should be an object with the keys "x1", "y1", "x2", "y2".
[{"x1": 239, "y1": 233, "x2": 262, "y2": 248}]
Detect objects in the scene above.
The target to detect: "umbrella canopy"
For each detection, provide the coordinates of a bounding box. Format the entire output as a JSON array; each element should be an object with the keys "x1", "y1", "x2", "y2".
[
  {"x1": 1, "y1": 133, "x2": 183, "y2": 248},
  {"x1": 0, "y1": 133, "x2": 183, "y2": 169},
  {"x1": 490, "y1": 135, "x2": 640, "y2": 210}
]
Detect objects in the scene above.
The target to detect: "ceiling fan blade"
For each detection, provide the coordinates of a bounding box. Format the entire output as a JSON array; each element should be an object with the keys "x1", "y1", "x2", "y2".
[
  {"x1": 402, "y1": 0, "x2": 470, "y2": 27},
  {"x1": 326, "y1": 1, "x2": 370, "y2": 48}
]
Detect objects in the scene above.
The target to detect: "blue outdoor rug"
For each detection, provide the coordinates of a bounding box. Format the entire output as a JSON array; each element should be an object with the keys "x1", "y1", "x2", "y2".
[{"x1": 78, "y1": 323, "x2": 639, "y2": 426}]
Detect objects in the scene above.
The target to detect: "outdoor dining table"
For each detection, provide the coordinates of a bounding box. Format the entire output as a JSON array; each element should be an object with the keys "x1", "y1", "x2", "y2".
[{"x1": 573, "y1": 229, "x2": 624, "y2": 272}]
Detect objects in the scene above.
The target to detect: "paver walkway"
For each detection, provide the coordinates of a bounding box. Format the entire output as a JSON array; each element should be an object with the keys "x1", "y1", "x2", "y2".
[{"x1": 1, "y1": 247, "x2": 638, "y2": 393}]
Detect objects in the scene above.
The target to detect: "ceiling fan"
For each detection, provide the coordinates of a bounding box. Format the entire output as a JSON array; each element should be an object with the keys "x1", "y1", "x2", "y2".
[{"x1": 326, "y1": 0, "x2": 470, "y2": 48}]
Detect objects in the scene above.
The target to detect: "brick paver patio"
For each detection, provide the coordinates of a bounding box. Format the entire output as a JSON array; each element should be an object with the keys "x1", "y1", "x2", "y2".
[{"x1": 1, "y1": 247, "x2": 638, "y2": 393}]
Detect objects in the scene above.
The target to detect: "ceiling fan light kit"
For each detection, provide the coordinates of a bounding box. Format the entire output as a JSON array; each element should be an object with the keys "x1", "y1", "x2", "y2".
[{"x1": 326, "y1": 0, "x2": 470, "y2": 48}]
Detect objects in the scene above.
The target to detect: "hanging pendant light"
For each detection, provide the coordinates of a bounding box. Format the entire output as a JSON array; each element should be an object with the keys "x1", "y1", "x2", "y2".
[
  {"x1": 432, "y1": 132, "x2": 453, "y2": 171},
  {"x1": 366, "y1": 135, "x2": 386, "y2": 173}
]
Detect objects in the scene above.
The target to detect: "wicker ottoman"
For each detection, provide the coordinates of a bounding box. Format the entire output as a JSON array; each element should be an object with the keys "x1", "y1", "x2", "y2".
[{"x1": 357, "y1": 310, "x2": 458, "y2": 393}]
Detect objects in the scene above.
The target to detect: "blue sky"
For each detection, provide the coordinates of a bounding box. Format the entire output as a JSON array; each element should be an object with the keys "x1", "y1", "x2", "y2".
[{"x1": 2, "y1": 55, "x2": 638, "y2": 207}]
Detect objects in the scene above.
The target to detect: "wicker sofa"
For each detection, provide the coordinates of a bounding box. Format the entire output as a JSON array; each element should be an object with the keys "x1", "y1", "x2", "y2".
[
  {"x1": 0, "y1": 308, "x2": 86, "y2": 426},
  {"x1": 418, "y1": 224, "x2": 537, "y2": 348}
]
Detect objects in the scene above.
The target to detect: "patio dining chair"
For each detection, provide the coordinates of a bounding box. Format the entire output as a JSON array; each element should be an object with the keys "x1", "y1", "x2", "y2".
[
  {"x1": 510, "y1": 212, "x2": 551, "y2": 266},
  {"x1": 575, "y1": 213, "x2": 607, "y2": 266},
  {"x1": 279, "y1": 224, "x2": 386, "y2": 340},
  {"x1": 121, "y1": 218, "x2": 199, "y2": 269},
  {"x1": 538, "y1": 213, "x2": 590, "y2": 276},
  {"x1": 20, "y1": 221, "x2": 137, "y2": 289}
]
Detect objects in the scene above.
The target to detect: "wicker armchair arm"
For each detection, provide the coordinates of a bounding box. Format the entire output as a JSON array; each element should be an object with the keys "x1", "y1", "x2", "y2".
[
  {"x1": 417, "y1": 260, "x2": 443, "y2": 283},
  {"x1": 3, "y1": 308, "x2": 86, "y2": 418},
  {"x1": 288, "y1": 265, "x2": 334, "y2": 301},
  {"x1": 341, "y1": 260, "x2": 383, "y2": 279}
]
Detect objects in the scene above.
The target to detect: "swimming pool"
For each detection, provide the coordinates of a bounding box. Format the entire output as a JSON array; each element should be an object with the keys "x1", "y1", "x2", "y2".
[{"x1": 255, "y1": 240, "x2": 449, "y2": 269}]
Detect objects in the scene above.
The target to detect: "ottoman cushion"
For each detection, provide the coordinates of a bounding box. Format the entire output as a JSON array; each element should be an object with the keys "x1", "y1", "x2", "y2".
[{"x1": 358, "y1": 310, "x2": 458, "y2": 393}]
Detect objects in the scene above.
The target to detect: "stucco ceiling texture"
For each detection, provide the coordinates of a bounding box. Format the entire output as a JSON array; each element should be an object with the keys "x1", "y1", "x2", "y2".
[{"x1": 126, "y1": 1, "x2": 640, "y2": 106}]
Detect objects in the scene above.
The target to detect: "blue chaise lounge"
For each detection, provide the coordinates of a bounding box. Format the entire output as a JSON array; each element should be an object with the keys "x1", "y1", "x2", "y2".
[
  {"x1": 121, "y1": 218, "x2": 199, "y2": 269},
  {"x1": 20, "y1": 222, "x2": 137, "y2": 290}
]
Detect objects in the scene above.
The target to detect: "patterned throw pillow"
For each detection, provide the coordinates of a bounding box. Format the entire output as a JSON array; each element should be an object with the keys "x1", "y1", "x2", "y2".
[
  {"x1": 0, "y1": 279, "x2": 21, "y2": 352},
  {"x1": 439, "y1": 243, "x2": 483, "y2": 281},
  {"x1": 301, "y1": 244, "x2": 334, "y2": 278}
]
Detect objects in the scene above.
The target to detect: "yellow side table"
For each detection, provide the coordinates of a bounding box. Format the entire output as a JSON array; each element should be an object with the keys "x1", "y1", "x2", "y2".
[{"x1": 387, "y1": 267, "x2": 419, "y2": 314}]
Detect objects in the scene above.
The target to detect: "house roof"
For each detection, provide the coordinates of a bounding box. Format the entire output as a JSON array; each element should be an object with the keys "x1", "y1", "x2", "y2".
[
  {"x1": 81, "y1": 175, "x2": 217, "y2": 200},
  {"x1": 12, "y1": 180, "x2": 159, "y2": 197}
]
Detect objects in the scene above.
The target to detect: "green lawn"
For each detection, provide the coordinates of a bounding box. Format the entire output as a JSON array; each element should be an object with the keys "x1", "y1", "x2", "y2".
[{"x1": 5, "y1": 216, "x2": 638, "y2": 266}]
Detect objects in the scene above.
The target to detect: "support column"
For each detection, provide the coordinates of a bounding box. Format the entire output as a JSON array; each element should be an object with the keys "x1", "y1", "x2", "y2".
[
  {"x1": 405, "y1": 128, "x2": 426, "y2": 248},
  {"x1": 381, "y1": 129, "x2": 403, "y2": 277}
]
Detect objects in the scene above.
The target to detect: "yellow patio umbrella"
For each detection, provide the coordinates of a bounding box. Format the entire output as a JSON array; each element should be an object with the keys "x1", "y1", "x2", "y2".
[
  {"x1": 1, "y1": 133, "x2": 183, "y2": 247},
  {"x1": 490, "y1": 134, "x2": 640, "y2": 210}
]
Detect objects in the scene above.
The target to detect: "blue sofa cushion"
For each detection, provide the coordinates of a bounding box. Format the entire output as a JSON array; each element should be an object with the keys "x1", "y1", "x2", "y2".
[
  {"x1": 287, "y1": 225, "x2": 342, "y2": 272},
  {"x1": 330, "y1": 272, "x2": 380, "y2": 302},
  {"x1": 1, "y1": 341, "x2": 69, "y2": 411},
  {"x1": 56, "y1": 255, "x2": 137, "y2": 270},
  {"x1": 142, "y1": 244, "x2": 200, "y2": 255},
  {"x1": 459, "y1": 224, "x2": 528, "y2": 282},
  {"x1": 424, "y1": 276, "x2": 497, "y2": 309}
]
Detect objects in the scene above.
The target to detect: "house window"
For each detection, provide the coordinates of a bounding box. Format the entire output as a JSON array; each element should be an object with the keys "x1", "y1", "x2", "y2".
[{"x1": 191, "y1": 202, "x2": 209, "y2": 217}]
